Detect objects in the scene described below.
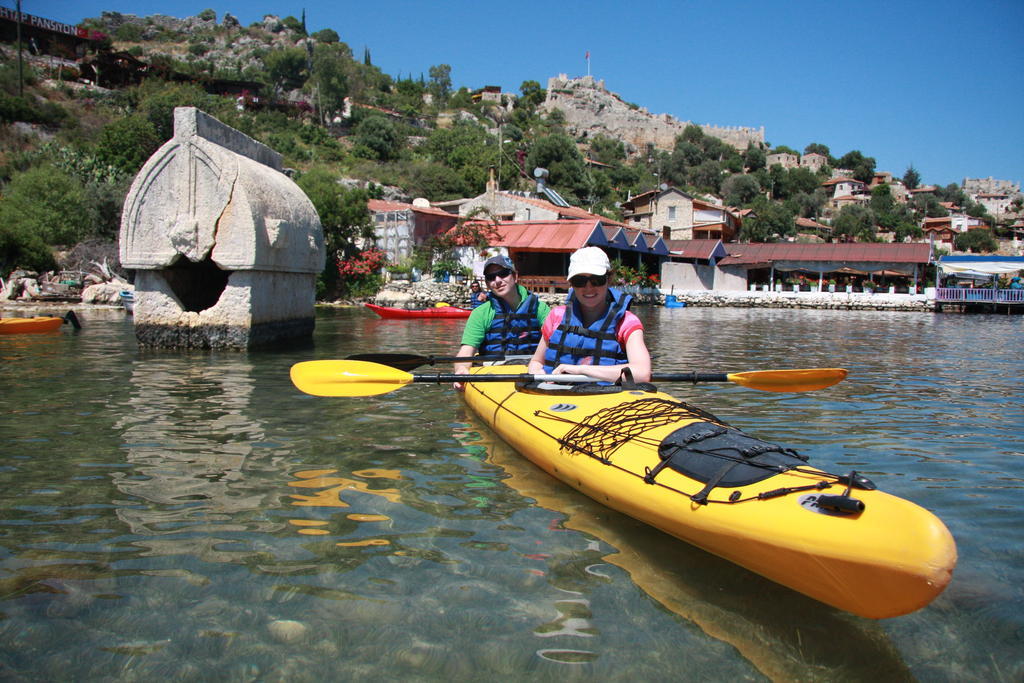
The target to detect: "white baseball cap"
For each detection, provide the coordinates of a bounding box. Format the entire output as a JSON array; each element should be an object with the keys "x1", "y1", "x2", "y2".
[{"x1": 567, "y1": 246, "x2": 611, "y2": 279}]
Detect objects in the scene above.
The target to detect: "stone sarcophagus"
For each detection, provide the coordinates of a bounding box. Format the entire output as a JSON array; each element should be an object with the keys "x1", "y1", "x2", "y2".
[{"x1": 119, "y1": 107, "x2": 325, "y2": 349}]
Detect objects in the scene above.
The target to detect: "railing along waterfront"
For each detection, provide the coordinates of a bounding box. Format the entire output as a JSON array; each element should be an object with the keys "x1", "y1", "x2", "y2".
[{"x1": 936, "y1": 287, "x2": 1024, "y2": 303}]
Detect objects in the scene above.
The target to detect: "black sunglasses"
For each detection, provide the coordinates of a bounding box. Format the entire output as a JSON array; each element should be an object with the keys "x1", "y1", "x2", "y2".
[
  {"x1": 569, "y1": 274, "x2": 608, "y2": 288},
  {"x1": 484, "y1": 267, "x2": 513, "y2": 282}
]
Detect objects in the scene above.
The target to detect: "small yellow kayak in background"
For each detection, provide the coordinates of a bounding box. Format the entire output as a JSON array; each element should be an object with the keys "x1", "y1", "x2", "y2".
[
  {"x1": 462, "y1": 364, "x2": 957, "y2": 619},
  {"x1": 0, "y1": 311, "x2": 80, "y2": 334},
  {"x1": 0, "y1": 316, "x2": 64, "y2": 334}
]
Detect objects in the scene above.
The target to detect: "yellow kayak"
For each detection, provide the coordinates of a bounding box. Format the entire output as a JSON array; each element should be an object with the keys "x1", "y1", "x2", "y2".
[
  {"x1": 0, "y1": 316, "x2": 65, "y2": 334},
  {"x1": 462, "y1": 364, "x2": 957, "y2": 619}
]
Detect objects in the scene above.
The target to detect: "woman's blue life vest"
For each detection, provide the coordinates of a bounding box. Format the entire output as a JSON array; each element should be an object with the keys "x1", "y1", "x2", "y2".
[
  {"x1": 481, "y1": 289, "x2": 543, "y2": 355},
  {"x1": 543, "y1": 288, "x2": 633, "y2": 373},
  {"x1": 468, "y1": 291, "x2": 486, "y2": 308}
]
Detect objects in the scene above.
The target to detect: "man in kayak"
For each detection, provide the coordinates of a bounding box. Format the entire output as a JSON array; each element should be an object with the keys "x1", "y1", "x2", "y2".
[
  {"x1": 453, "y1": 255, "x2": 550, "y2": 390},
  {"x1": 467, "y1": 280, "x2": 487, "y2": 308},
  {"x1": 527, "y1": 246, "x2": 651, "y2": 383}
]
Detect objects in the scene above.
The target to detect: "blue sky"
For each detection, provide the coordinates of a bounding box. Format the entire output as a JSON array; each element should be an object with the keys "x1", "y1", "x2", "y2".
[{"x1": 21, "y1": 0, "x2": 1024, "y2": 189}]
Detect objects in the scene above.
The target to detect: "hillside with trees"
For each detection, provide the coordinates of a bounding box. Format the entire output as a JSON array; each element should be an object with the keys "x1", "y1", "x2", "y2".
[{"x1": 0, "y1": 9, "x2": 1013, "y2": 297}]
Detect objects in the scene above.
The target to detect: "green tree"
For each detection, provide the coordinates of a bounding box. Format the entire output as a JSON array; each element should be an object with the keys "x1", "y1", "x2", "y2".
[
  {"x1": 310, "y1": 43, "x2": 349, "y2": 118},
  {"x1": 0, "y1": 164, "x2": 95, "y2": 272},
  {"x1": 743, "y1": 143, "x2": 766, "y2": 172},
  {"x1": 869, "y1": 184, "x2": 898, "y2": 229},
  {"x1": 525, "y1": 134, "x2": 587, "y2": 202},
  {"x1": 312, "y1": 28, "x2": 340, "y2": 43},
  {"x1": 721, "y1": 173, "x2": 762, "y2": 206},
  {"x1": 422, "y1": 120, "x2": 491, "y2": 192},
  {"x1": 833, "y1": 204, "x2": 878, "y2": 241},
  {"x1": 94, "y1": 114, "x2": 161, "y2": 176},
  {"x1": 518, "y1": 80, "x2": 546, "y2": 109},
  {"x1": 265, "y1": 47, "x2": 308, "y2": 91},
  {"x1": 804, "y1": 142, "x2": 830, "y2": 157},
  {"x1": 836, "y1": 150, "x2": 876, "y2": 183},
  {"x1": 741, "y1": 198, "x2": 795, "y2": 241},
  {"x1": 690, "y1": 159, "x2": 723, "y2": 194},
  {"x1": 295, "y1": 168, "x2": 375, "y2": 297},
  {"x1": 281, "y1": 15, "x2": 306, "y2": 35},
  {"x1": 588, "y1": 135, "x2": 626, "y2": 165},
  {"x1": 954, "y1": 228, "x2": 998, "y2": 253},
  {"x1": 902, "y1": 165, "x2": 921, "y2": 190},
  {"x1": 132, "y1": 81, "x2": 221, "y2": 141},
  {"x1": 351, "y1": 116, "x2": 403, "y2": 161},
  {"x1": 428, "y1": 64, "x2": 452, "y2": 104}
]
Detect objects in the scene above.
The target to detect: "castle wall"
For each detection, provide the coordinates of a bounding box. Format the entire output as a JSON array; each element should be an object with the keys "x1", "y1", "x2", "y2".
[{"x1": 542, "y1": 75, "x2": 764, "y2": 156}]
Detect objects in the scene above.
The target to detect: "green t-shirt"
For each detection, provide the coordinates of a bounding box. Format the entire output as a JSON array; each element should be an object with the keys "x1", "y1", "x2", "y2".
[{"x1": 460, "y1": 284, "x2": 551, "y2": 349}]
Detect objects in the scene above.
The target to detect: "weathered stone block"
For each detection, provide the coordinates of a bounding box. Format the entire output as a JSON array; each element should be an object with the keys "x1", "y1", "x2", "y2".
[{"x1": 119, "y1": 107, "x2": 325, "y2": 349}]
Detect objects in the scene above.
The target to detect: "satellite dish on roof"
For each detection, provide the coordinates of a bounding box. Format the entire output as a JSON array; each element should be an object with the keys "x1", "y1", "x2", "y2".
[
  {"x1": 533, "y1": 167, "x2": 549, "y2": 179},
  {"x1": 659, "y1": 183, "x2": 668, "y2": 191}
]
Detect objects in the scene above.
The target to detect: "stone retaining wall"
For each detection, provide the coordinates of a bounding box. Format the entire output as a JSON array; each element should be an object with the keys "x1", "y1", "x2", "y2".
[{"x1": 371, "y1": 281, "x2": 936, "y2": 313}]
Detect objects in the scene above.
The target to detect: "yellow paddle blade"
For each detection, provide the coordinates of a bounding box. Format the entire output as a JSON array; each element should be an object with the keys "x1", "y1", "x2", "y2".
[
  {"x1": 726, "y1": 368, "x2": 848, "y2": 393},
  {"x1": 290, "y1": 360, "x2": 415, "y2": 397}
]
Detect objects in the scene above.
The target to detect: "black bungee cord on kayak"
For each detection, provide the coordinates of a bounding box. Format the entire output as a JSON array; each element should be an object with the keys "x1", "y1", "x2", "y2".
[{"x1": 536, "y1": 397, "x2": 874, "y2": 510}]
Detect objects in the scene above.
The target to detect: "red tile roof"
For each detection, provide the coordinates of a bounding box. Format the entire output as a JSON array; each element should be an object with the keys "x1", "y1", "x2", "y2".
[
  {"x1": 467, "y1": 220, "x2": 600, "y2": 252},
  {"x1": 664, "y1": 239, "x2": 724, "y2": 259},
  {"x1": 718, "y1": 242, "x2": 932, "y2": 267},
  {"x1": 368, "y1": 199, "x2": 455, "y2": 218},
  {"x1": 496, "y1": 191, "x2": 629, "y2": 227},
  {"x1": 796, "y1": 217, "x2": 832, "y2": 231}
]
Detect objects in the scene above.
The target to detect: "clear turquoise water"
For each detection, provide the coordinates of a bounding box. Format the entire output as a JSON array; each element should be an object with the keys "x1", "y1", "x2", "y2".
[{"x1": 1, "y1": 306, "x2": 1021, "y2": 681}]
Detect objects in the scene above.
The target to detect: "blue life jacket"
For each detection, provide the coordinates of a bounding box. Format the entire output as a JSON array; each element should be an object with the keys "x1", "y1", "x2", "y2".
[
  {"x1": 468, "y1": 291, "x2": 486, "y2": 308},
  {"x1": 481, "y1": 289, "x2": 542, "y2": 355},
  {"x1": 543, "y1": 288, "x2": 632, "y2": 372}
]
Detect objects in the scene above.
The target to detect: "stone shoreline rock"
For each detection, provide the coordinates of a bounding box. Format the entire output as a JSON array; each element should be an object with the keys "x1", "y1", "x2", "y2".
[{"x1": 369, "y1": 280, "x2": 936, "y2": 313}]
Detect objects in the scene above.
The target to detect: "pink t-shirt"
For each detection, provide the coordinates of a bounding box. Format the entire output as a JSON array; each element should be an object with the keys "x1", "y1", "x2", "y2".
[{"x1": 541, "y1": 305, "x2": 644, "y2": 351}]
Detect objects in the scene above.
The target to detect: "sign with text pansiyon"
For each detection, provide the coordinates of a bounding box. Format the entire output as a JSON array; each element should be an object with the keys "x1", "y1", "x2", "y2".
[{"x1": 0, "y1": 7, "x2": 102, "y2": 40}]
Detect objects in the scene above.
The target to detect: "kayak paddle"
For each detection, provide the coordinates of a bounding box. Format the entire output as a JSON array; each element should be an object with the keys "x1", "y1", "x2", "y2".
[
  {"x1": 344, "y1": 352, "x2": 504, "y2": 371},
  {"x1": 290, "y1": 360, "x2": 848, "y2": 398}
]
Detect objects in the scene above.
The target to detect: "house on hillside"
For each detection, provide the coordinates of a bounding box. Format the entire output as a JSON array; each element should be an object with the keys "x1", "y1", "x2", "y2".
[
  {"x1": 619, "y1": 186, "x2": 743, "y2": 241},
  {"x1": 450, "y1": 171, "x2": 629, "y2": 227},
  {"x1": 972, "y1": 191, "x2": 1013, "y2": 219},
  {"x1": 822, "y1": 176, "x2": 869, "y2": 212},
  {"x1": 800, "y1": 152, "x2": 828, "y2": 172},
  {"x1": 367, "y1": 199, "x2": 459, "y2": 264},
  {"x1": 620, "y1": 186, "x2": 694, "y2": 239},
  {"x1": 794, "y1": 217, "x2": 833, "y2": 241},
  {"x1": 450, "y1": 219, "x2": 668, "y2": 292},
  {"x1": 921, "y1": 214, "x2": 986, "y2": 246},
  {"x1": 766, "y1": 152, "x2": 798, "y2": 169},
  {"x1": 692, "y1": 198, "x2": 741, "y2": 241}
]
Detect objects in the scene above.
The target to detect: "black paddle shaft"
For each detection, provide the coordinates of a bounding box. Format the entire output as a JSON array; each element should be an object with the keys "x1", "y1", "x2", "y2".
[{"x1": 408, "y1": 371, "x2": 732, "y2": 384}]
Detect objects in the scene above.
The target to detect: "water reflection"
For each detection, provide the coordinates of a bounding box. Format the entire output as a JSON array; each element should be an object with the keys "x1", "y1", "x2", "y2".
[
  {"x1": 115, "y1": 355, "x2": 288, "y2": 547},
  {"x1": 455, "y1": 414, "x2": 915, "y2": 680},
  {"x1": 1, "y1": 306, "x2": 1022, "y2": 680}
]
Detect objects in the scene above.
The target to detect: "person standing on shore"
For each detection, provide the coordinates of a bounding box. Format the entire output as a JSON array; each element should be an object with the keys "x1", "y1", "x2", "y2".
[{"x1": 453, "y1": 255, "x2": 550, "y2": 390}]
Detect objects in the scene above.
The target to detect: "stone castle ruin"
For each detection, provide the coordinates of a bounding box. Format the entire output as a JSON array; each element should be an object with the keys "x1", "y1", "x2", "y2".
[
  {"x1": 119, "y1": 107, "x2": 324, "y2": 349},
  {"x1": 541, "y1": 75, "x2": 765, "y2": 156}
]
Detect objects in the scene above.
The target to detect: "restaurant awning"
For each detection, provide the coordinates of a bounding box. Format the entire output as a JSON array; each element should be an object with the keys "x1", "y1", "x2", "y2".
[{"x1": 937, "y1": 255, "x2": 1024, "y2": 275}]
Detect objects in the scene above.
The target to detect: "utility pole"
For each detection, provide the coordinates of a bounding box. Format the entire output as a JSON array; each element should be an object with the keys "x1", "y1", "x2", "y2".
[{"x1": 16, "y1": 0, "x2": 24, "y2": 96}]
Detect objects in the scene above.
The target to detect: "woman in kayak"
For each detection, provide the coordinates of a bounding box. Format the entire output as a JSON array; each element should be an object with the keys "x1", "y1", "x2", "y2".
[
  {"x1": 527, "y1": 246, "x2": 651, "y2": 383},
  {"x1": 453, "y1": 254, "x2": 551, "y2": 390}
]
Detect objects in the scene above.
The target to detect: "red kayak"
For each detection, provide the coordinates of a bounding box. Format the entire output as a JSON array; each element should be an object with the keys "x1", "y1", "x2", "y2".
[{"x1": 365, "y1": 303, "x2": 472, "y2": 320}]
